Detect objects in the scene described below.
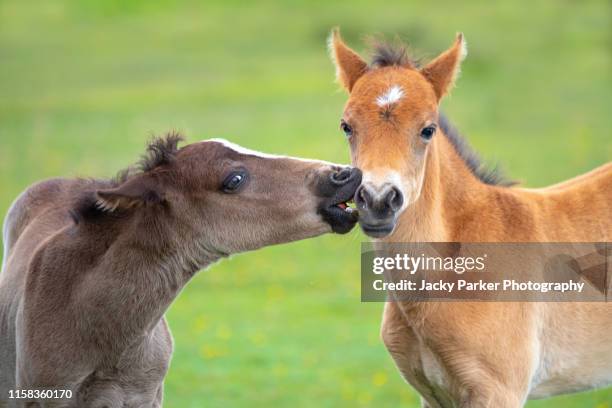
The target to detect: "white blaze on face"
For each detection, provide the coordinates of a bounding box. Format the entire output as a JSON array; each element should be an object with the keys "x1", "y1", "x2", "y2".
[
  {"x1": 204, "y1": 138, "x2": 337, "y2": 166},
  {"x1": 375, "y1": 85, "x2": 404, "y2": 108}
]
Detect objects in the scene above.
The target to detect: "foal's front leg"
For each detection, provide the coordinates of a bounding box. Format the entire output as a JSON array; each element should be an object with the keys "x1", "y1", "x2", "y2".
[
  {"x1": 380, "y1": 302, "x2": 445, "y2": 408},
  {"x1": 382, "y1": 302, "x2": 534, "y2": 408},
  {"x1": 424, "y1": 303, "x2": 535, "y2": 408}
]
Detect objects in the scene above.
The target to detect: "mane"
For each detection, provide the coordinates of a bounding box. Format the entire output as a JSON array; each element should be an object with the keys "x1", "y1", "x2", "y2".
[
  {"x1": 138, "y1": 131, "x2": 184, "y2": 173},
  {"x1": 439, "y1": 115, "x2": 514, "y2": 187},
  {"x1": 368, "y1": 38, "x2": 420, "y2": 69},
  {"x1": 70, "y1": 132, "x2": 185, "y2": 223},
  {"x1": 109, "y1": 131, "x2": 184, "y2": 184}
]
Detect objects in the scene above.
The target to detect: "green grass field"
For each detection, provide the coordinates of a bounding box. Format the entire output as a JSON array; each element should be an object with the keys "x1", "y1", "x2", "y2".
[{"x1": 1, "y1": 0, "x2": 610, "y2": 406}]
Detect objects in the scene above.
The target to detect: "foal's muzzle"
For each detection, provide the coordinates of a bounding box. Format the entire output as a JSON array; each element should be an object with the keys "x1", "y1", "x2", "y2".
[
  {"x1": 355, "y1": 183, "x2": 404, "y2": 238},
  {"x1": 318, "y1": 167, "x2": 362, "y2": 234}
]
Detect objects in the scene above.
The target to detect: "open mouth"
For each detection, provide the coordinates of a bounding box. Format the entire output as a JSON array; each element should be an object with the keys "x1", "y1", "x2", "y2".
[
  {"x1": 317, "y1": 167, "x2": 362, "y2": 234},
  {"x1": 333, "y1": 199, "x2": 356, "y2": 214},
  {"x1": 322, "y1": 197, "x2": 359, "y2": 234},
  {"x1": 319, "y1": 189, "x2": 360, "y2": 234},
  {"x1": 325, "y1": 196, "x2": 358, "y2": 219}
]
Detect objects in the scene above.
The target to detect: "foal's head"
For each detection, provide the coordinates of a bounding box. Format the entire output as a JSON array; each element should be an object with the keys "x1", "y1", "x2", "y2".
[
  {"x1": 329, "y1": 30, "x2": 466, "y2": 237},
  {"x1": 78, "y1": 134, "x2": 361, "y2": 259}
]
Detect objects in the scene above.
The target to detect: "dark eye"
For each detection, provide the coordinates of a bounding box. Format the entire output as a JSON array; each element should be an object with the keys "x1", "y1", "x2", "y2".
[
  {"x1": 340, "y1": 120, "x2": 353, "y2": 138},
  {"x1": 222, "y1": 171, "x2": 248, "y2": 193},
  {"x1": 420, "y1": 125, "x2": 437, "y2": 141}
]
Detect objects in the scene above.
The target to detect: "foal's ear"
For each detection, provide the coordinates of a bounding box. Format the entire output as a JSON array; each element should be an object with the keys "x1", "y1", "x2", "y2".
[
  {"x1": 95, "y1": 175, "x2": 163, "y2": 212},
  {"x1": 421, "y1": 33, "x2": 467, "y2": 101},
  {"x1": 328, "y1": 28, "x2": 368, "y2": 92}
]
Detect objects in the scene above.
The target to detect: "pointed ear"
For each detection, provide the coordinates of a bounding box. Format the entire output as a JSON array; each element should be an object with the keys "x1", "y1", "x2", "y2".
[
  {"x1": 328, "y1": 28, "x2": 368, "y2": 92},
  {"x1": 95, "y1": 175, "x2": 163, "y2": 212},
  {"x1": 421, "y1": 33, "x2": 467, "y2": 100}
]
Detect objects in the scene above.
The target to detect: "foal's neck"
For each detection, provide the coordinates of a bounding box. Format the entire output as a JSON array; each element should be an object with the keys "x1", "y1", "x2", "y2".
[
  {"x1": 388, "y1": 132, "x2": 496, "y2": 242},
  {"x1": 79, "y1": 215, "x2": 220, "y2": 347}
]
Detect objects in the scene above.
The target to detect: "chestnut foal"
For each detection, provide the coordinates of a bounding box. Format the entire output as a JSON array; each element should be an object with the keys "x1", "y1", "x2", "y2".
[
  {"x1": 0, "y1": 134, "x2": 361, "y2": 407},
  {"x1": 330, "y1": 30, "x2": 611, "y2": 407}
]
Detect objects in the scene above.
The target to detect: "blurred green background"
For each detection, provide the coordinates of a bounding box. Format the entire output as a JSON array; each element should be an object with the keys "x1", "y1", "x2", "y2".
[{"x1": 1, "y1": 0, "x2": 610, "y2": 407}]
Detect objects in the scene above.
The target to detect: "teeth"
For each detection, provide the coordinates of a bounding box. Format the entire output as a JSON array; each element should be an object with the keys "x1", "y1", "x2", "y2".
[{"x1": 345, "y1": 207, "x2": 354, "y2": 214}]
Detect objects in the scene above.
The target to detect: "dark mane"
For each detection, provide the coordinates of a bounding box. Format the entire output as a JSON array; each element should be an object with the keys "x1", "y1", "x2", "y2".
[
  {"x1": 71, "y1": 132, "x2": 185, "y2": 223},
  {"x1": 369, "y1": 39, "x2": 420, "y2": 69},
  {"x1": 439, "y1": 115, "x2": 514, "y2": 187},
  {"x1": 110, "y1": 131, "x2": 184, "y2": 184},
  {"x1": 138, "y1": 131, "x2": 184, "y2": 173}
]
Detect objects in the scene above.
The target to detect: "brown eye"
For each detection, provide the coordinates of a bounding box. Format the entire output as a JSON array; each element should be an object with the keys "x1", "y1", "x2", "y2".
[
  {"x1": 340, "y1": 120, "x2": 353, "y2": 138},
  {"x1": 420, "y1": 125, "x2": 437, "y2": 141}
]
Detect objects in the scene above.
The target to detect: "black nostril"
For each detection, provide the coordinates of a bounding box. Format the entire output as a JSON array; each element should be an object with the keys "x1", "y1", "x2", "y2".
[
  {"x1": 331, "y1": 167, "x2": 352, "y2": 184},
  {"x1": 385, "y1": 186, "x2": 404, "y2": 211},
  {"x1": 354, "y1": 185, "x2": 369, "y2": 209}
]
